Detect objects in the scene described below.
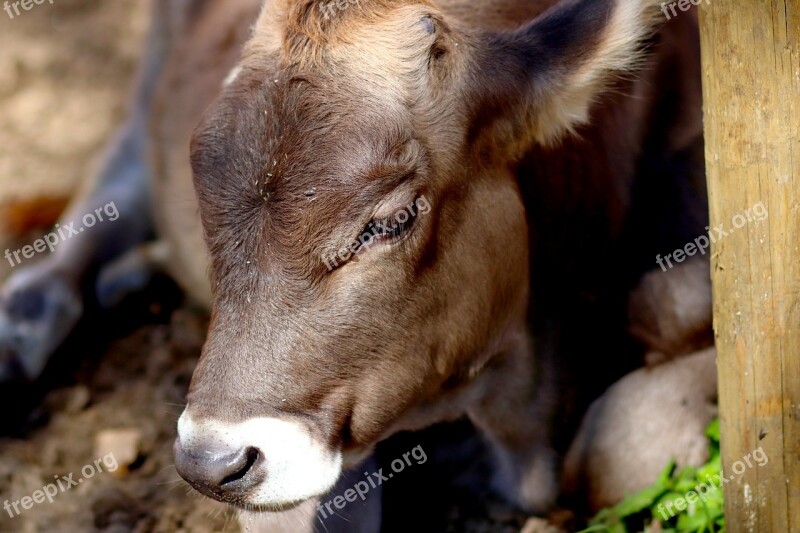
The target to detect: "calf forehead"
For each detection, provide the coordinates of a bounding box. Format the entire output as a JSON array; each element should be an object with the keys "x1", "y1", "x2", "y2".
[
  {"x1": 194, "y1": 72, "x2": 416, "y2": 213},
  {"x1": 251, "y1": 0, "x2": 436, "y2": 104},
  {"x1": 328, "y1": 11, "x2": 436, "y2": 96},
  {"x1": 190, "y1": 65, "x2": 418, "y2": 285}
]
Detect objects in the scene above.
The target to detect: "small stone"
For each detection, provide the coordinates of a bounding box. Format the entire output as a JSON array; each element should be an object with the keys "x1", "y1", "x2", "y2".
[
  {"x1": 520, "y1": 517, "x2": 565, "y2": 533},
  {"x1": 95, "y1": 429, "x2": 142, "y2": 477}
]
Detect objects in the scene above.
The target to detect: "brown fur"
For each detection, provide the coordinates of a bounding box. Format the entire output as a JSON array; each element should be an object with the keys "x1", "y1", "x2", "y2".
[
  {"x1": 144, "y1": 0, "x2": 713, "y2": 524},
  {"x1": 628, "y1": 257, "x2": 713, "y2": 362},
  {"x1": 0, "y1": 0, "x2": 711, "y2": 526}
]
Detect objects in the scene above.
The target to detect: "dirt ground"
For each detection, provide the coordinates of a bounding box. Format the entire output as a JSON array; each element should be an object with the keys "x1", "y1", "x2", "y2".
[
  {"x1": 0, "y1": 1, "x2": 257, "y2": 531},
  {"x1": 0, "y1": 2, "x2": 572, "y2": 532}
]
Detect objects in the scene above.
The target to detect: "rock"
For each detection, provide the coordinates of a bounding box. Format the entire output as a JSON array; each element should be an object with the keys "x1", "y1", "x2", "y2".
[
  {"x1": 95, "y1": 429, "x2": 141, "y2": 477},
  {"x1": 520, "y1": 517, "x2": 565, "y2": 533}
]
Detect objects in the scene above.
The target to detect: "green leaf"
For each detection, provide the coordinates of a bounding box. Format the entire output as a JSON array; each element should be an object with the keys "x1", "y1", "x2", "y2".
[
  {"x1": 706, "y1": 419, "x2": 721, "y2": 443},
  {"x1": 613, "y1": 484, "x2": 668, "y2": 517},
  {"x1": 609, "y1": 523, "x2": 627, "y2": 533},
  {"x1": 697, "y1": 457, "x2": 721, "y2": 484},
  {"x1": 586, "y1": 418, "x2": 725, "y2": 533},
  {"x1": 655, "y1": 490, "x2": 685, "y2": 520},
  {"x1": 677, "y1": 508, "x2": 714, "y2": 531},
  {"x1": 656, "y1": 459, "x2": 678, "y2": 486},
  {"x1": 576, "y1": 525, "x2": 614, "y2": 533}
]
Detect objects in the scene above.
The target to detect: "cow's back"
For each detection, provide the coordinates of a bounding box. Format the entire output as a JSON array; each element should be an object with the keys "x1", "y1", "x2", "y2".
[
  {"x1": 518, "y1": 12, "x2": 705, "y2": 448},
  {"x1": 151, "y1": 0, "x2": 263, "y2": 307}
]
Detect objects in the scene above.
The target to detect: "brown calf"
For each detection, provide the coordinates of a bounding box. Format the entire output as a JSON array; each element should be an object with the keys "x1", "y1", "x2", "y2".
[{"x1": 0, "y1": 0, "x2": 712, "y2": 530}]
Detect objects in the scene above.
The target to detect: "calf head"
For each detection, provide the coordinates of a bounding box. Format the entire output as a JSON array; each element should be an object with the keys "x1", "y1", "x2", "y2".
[{"x1": 175, "y1": 0, "x2": 663, "y2": 510}]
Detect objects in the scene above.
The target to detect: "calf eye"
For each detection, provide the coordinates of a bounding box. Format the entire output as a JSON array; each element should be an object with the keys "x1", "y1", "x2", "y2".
[
  {"x1": 352, "y1": 197, "x2": 425, "y2": 255},
  {"x1": 368, "y1": 216, "x2": 411, "y2": 239}
]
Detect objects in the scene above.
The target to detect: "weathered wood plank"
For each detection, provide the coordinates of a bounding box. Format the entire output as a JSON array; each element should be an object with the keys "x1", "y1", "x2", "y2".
[{"x1": 699, "y1": 1, "x2": 800, "y2": 531}]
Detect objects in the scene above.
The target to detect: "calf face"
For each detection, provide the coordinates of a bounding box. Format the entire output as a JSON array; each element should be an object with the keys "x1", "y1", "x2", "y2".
[{"x1": 175, "y1": 0, "x2": 664, "y2": 510}]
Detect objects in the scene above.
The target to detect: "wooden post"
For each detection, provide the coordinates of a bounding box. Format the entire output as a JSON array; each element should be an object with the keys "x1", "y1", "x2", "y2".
[{"x1": 699, "y1": 1, "x2": 800, "y2": 531}]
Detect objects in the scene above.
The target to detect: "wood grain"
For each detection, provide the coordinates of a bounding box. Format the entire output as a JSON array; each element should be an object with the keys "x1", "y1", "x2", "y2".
[{"x1": 699, "y1": 1, "x2": 800, "y2": 530}]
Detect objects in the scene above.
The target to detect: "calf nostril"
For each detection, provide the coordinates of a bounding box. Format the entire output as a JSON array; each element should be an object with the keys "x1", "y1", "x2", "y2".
[
  {"x1": 174, "y1": 439, "x2": 266, "y2": 503},
  {"x1": 220, "y1": 447, "x2": 261, "y2": 486}
]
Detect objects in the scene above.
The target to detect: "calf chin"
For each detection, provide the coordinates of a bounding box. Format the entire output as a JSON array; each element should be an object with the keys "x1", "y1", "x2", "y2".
[{"x1": 238, "y1": 455, "x2": 383, "y2": 533}]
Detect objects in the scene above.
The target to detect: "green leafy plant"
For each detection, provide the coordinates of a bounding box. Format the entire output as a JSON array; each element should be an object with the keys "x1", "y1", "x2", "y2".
[{"x1": 579, "y1": 419, "x2": 725, "y2": 533}]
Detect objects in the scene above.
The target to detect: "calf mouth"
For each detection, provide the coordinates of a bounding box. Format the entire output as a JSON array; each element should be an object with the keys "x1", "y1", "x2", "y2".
[{"x1": 173, "y1": 411, "x2": 343, "y2": 510}]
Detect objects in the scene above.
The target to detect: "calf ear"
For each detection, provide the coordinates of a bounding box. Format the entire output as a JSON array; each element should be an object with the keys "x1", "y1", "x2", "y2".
[{"x1": 468, "y1": 0, "x2": 662, "y2": 156}]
